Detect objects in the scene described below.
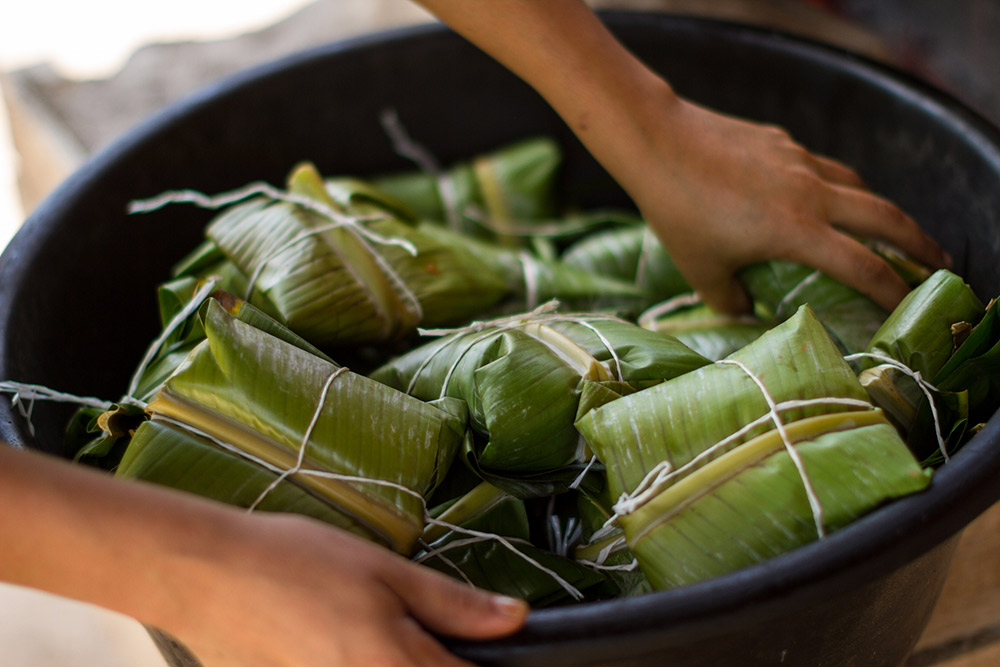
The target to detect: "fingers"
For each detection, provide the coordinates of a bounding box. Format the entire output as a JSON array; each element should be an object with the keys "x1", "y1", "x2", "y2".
[
  {"x1": 380, "y1": 561, "x2": 528, "y2": 640},
  {"x1": 822, "y1": 183, "x2": 951, "y2": 269},
  {"x1": 396, "y1": 617, "x2": 478, "y2": 667},
  {"x1": 810, "y1": 154, "x2": 866, "y2": 189},
  {"x1": 689, "y1": 273, "x2": 753, "y2": 315},
  {"x1": 791, "y1": 227, "x2": 912, "y2": 311}
]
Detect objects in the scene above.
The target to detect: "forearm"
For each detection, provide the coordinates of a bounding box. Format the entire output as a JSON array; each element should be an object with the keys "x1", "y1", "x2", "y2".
[
  {"x1": 414, "y1": 0, "x2": 675, "y2": 190},
  {"x1": 0, "y1": 445, "x2": 235, "y2": 635}
]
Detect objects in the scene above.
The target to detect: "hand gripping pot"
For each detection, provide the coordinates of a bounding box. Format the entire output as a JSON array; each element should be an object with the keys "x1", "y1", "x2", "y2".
[{"x1": 2, "y1": 13, "x2": 1000, "y2": 667}]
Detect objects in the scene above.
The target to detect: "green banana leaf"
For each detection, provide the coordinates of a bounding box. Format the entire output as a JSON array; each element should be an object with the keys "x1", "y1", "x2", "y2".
[
  {"x1": 118, "y1": 418, "x2": 383, "y2": 544},
  {"x1": 866, "y1": 270, "x2": 985, "y2": 379},
  {"x1": 203, "y1": 163, "x2": 508, "y2": 345},
  {"x1": 573, "y1": 486, "x2": 651, "y2": 598},
  {"x1": 642, "y1": 302, "x2": 774, "y2": 361},
  {"x1": 420, "y1": 489, "x2": 608, "y2": 606},
  {"x1": 619, "y1": 410, "x2": 930, "y2": 589},
  {"x1": 132, "y1": 298, "x2": 466, "y2": 554},
  {"x1": 560, "y1": 224, "x2": 691, "y2": 302},
  {"x1": 372, "y1": 315, "x2": 708, "y2": 479},
  {"x1": 371, "y1": 137, "x2": 561, "y2": 239},
  {"x1": 858, "y1": 270, "x2": 989, "y2": 461},
  {"x1": 543, "y1": 318, "x2": 711, "y2": 387},
  {"x1": 372, "y1": 324, "x2": 609, "y2": 474},
  {"x1": 576, "y1": 306, "x2": 873, "y2": 503},
  {"x1": 413, "y1": 223, "x2": 649, "y2": 314},
  {"x1": 740, "y1": 260, "x2": 889, "y2": 354}
]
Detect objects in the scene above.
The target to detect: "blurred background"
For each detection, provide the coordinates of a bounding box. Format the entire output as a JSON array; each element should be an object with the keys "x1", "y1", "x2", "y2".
[{"x1": 1, "y1": 0, "x2": 999, "y2": 665}]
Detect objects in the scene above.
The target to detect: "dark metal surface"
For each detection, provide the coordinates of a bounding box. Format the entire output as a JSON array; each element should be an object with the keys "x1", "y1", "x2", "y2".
[{"x1": 2, "y1": 14, "x2": 999, "y2": 666}]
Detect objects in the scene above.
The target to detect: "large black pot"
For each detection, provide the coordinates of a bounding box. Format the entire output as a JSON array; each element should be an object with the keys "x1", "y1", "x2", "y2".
[{"x1": 2, "y1": 13, "x2": 999, "y2": 667}]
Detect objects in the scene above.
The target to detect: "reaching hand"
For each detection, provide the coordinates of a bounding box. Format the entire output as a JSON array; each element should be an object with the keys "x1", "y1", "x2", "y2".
[
  {"x1": 622, "y1": 94, "x2": 951, "y2": 313},
  {"x1": 0, "y1": 447, "x2": 527, "y2": 667},
  {"x1": 413, "y1": 0, "x2": 951, "y2": 314}
]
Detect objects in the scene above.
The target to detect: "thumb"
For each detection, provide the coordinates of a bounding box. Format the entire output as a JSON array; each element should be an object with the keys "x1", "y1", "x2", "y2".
[
  {"x1": 691, "y1": 273, "x2": 753, "y2": 315},
  {"x1": 382, "y1": 562, "x2": 528, "y2": 639}
]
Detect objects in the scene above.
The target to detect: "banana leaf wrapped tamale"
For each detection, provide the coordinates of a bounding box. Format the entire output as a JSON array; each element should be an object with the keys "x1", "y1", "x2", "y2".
[
  {"x1": 741, "y1": 260, "x2": 890, "y2": 354},
  {"x1": 54, "y1": 133, "x2": 1000, "y2": 610},
  {"x1": 115, "y1": 297, "x2": 467, "y2": 555},
  {"x1": 616, "y1": 413, "x2": 930, "y2": 589},
  {"x1": 640, "y1": 302, "x2": 774, "y2": 361},
  {"x1": 198, "y1": 163, "x2": 509, "y2": 345},
  {"x1": 561, "y1": 224, "x2": 691, "y2": 303},
  {"x1": 420, "y1": 484, "x2": 609, "y2": 605},
  {"x1": 577, "y1": 306, "x2": 874, "y2": 502},
  {"x1": 414, "y1": 223, "x2": 651, "y2": 314},
  {"x1": 563, "y1": 223, "x2": 891, "y2": 354},
  {"x1": 859, "y1": 270, "x2": 998, "y2": 460},
  {"x1": 371, "y1": 314, "x2": 709, "y2": 486},
  {"x1": 370, "y1": 137, "x2": 562, "y2": 240},
  {"x1": 576, "y1": 306, "x2": 931, "y2": 589}
]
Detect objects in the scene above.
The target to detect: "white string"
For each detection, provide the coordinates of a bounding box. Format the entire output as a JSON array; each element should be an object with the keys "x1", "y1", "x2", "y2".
[
  {"x1": 423, "y1": 517, "x2": 585, "y2": 601},
  {"x1": 718, "y1": 359, "x2": 826, "y2": 537},
  {"x1": 129, "y1": 181, "x2": 426, "y2": 325},
  {"x1": 152, "y1": 410, "x2": 582, "y2": 596},
  {"x1": 411, "y1": 304, "x2": 628, "y2": 398},
  {"x1": 1, "y1": 382, "x2": 116, "y2": 438},
  {"x1": 126, "y1": 278, "x2": 220, "y2": 402},
  {"x1": 0, "y1": 382, "x2": 113, "y2": 410},
  {"x1": 247, "y1": 367, "x2": 349, "y2": 512},
  {"x1": 569, "y1": 455, "x2": 599, "y2": 490},
  {"x1": 587, "y1": 515, "x2": 624, "y2": 545},
  {"x1": 379, "y1": 108, "x2": 462, "y2": 231},
  {"x1": 611, "y1": 395, "x2": 871, "y2": 519},
  {"x1": 129, "y1": 183, "x2": 411, "y2": 255},
  {"x1": 415, "y1": 539, "x2": 478, "y2": 588},
  {"x1": 571, "y1": 320, "x2": 624, "y2": 382},
  {"x1": 518, "y1": 251, "x2": 541, "y2": 311},
  {"x1": 775, "y1": 270, "x2": 822, "y2": 320},
  {"x1": 581, "y1": 558, "x2": 639, "y2": 573},
  {"x1": 846, "y1": 351, "x2": 948, "y2": 461},
  {"x1": 613, "y1": 460, "x2": 674, "y2": 517},
  {"x1": 637, "y1": 293, "x2": 703, "y2": 329},
  {"x1": 594, "y1": 535, "x2": 628, "y2": 566}
]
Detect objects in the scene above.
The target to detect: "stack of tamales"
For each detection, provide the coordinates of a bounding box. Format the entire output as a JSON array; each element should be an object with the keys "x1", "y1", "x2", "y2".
[{"x1": 66, "y1": 137, "x2": 1000, "y2": 605}]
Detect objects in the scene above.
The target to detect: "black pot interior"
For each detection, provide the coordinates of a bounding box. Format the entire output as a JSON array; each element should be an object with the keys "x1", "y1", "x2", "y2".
[{"x1": 2, "y1": 13, "x2": 1000, "y2": 666}]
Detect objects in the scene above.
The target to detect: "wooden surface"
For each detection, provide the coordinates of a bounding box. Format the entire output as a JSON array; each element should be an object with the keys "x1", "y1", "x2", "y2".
[{"x1": 3, "y1": 1, "x2": 999, "y2": 665}]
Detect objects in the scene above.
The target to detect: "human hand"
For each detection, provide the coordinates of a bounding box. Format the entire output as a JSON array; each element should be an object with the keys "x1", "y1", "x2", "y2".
[
  {"x1": 618, "y1": 92, "x2": 951, "y2": 314},
  {"x1": 0, "y1": 446, "x2": 525, "y2": 667},
  {"x1": 163, "y1": 511, "x2": 528, "y2": 667}
]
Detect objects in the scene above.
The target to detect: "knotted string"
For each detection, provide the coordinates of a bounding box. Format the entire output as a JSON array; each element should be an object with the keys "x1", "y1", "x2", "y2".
[{"x1": 846, "y1": 351, "x2": 948, "y2": 461}]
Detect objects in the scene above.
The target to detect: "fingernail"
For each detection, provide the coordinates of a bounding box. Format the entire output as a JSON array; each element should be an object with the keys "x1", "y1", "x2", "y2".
[
  {"x1": 943, "y1": 251, "x2": 953, "y2": 268},
  {"x1": 493, "y1": 595, "x2": 528, "y2": 617}
]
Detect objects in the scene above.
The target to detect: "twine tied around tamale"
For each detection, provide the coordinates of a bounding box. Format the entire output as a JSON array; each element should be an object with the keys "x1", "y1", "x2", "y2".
[
  {"x1": 412, "y1": 302, "x2": 631, "y2": 399},
  {"x1": 845, "y1": 351, "x2": 948, "y2": 461},
  {"x1": 128, "y1": 182, "x2": 426, "y2": 328},
  {"x1": 157, "y1": 365, "x2": 586, "y2": 601},
  {"x1": 0, "y1": 382, "x2": 113, "y2": 438},
  {"x1": 608, "y1": 362, "x2": 876, "y2": 539}
]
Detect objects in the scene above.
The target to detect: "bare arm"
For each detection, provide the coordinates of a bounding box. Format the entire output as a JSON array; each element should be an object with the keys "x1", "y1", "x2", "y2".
[
  {"x1": 414, "y1": 0, "x2": 950, "y2": 312},
  {"x1": 0, "y1": 446, "x2": 526, "y2": 666}
]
